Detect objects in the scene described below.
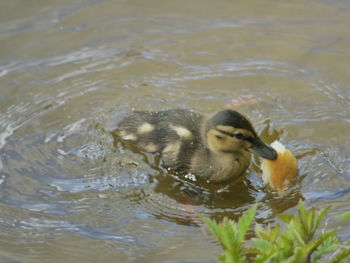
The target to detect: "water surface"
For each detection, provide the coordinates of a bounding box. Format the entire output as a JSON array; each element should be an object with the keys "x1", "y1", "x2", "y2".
[{"x1": 1, "y1": 0, "x2": 350, "y2": 262}]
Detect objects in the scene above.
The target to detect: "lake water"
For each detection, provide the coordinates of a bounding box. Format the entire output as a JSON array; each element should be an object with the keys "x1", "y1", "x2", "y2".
[{"x1": 0, "y1": 0, "x2": 349, "y2": 262}]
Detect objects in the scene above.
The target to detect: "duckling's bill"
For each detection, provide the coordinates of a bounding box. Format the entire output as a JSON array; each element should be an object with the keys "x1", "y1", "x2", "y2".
[
  {"x1": 251, "y1": 138, "x2": 277, "y2": 160},
  {"x1": 261, "y1": 141, "x2": 297, "y2": 193}
]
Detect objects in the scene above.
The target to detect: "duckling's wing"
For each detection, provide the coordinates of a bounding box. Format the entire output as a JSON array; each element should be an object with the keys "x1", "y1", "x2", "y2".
[
  {"x1": 118, "y1": 109, "x2": 203, "y2": 141},
  {"x1": 117, "y1": 109, "x2": 204, "y2": 172}
]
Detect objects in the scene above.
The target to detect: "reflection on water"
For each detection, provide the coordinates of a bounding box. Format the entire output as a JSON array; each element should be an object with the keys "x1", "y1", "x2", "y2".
[{"x1": 0, "y1": 0, "x2": 350, "y2": 262}]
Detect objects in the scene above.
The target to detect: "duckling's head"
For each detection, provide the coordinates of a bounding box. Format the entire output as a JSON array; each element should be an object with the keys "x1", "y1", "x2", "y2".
[{"x1": 205, "y1": 110, "x2": 277, "y2": 160}]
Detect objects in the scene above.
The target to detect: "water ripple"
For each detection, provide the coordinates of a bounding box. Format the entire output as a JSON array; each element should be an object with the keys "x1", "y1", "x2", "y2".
[{"x1": 1, "y1": 1, "x2": 350, "y2": 261}]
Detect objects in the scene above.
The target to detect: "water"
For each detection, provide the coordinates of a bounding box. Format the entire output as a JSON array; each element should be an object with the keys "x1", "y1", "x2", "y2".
[{"x1": 1, "y1": 0, "x2": 350, "y2": 262}]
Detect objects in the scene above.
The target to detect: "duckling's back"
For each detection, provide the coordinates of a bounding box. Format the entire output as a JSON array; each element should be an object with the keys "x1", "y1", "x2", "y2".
[{"x1": 118, "y1": 109, "x2": 204, "y2": 172}]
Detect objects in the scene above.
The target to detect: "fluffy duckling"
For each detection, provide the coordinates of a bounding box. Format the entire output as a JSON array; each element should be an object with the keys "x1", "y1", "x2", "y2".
[{"x1": 117, "y1": 109, "x2": 277, "y2": 183}]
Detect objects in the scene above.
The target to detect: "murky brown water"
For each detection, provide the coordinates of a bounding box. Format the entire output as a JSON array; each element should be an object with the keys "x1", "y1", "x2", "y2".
[{"x1": 1, "y1": 0, "x2": 350, "y2": 262}]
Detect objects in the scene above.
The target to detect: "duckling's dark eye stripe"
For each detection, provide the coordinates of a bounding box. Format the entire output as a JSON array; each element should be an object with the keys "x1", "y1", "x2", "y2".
[
  {"x1": 216, "y1": 129, "x2": 253, "y2": 142},
  {"x1": 216, "y1": 129, "x2": 237, "y2": 138}
]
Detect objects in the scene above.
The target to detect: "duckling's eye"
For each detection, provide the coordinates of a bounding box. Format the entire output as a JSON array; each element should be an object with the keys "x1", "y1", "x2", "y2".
[
  {"x1": 215, "y1": 135, "x2": 224, "y2": 140},
  {"x1": 234, "y1": 133, "x2": 244, "y2": 140},
  {"x1": 246, "y1": 137, "x2": 254, "y2": 143}
]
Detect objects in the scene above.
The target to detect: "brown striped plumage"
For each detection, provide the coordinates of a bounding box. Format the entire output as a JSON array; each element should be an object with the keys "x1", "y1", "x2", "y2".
[{"x1": 117, "y1": 109, "x2": 277, "y2": 183}]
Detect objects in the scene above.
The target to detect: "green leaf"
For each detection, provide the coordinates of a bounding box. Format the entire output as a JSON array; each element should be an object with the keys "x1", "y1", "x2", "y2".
[
  {"x1": 331, "y1": 248, "x2": 350, "y2": 263},
  {"x1": 307, "y1": 231, "x2": 338, "y2": 262},
  {"x1": 223, "y1": 249, "x2": 245, "y2": 263},
  {"x1": 278, "y1": 214, "x2": 294, "y2": 223},
  {"x1": 201, "y1": 216, "x2": 222, "y2": 242},
  {"x1": 252, "y1": 238, "x2": 274, "y2": 252},
  {"x1": 298, "y1": 200, "x2": 307, "y2": 225},
  {"x1": 200, "y1": 205, "x2": 257, "y2": 263},
  {"x1": 287, "y1": 220, "x2": 306, "y2": 245},
  {"x1": 312, "y1": 206, "x2": 330, "y2": 236},
  {"x1": 236, "y1": 204, "x2": 258, "y2": 243},
  {"x1": 295, "y1": 201, "x2": 330, "y2": 243},
  {"x1": 255, "y1": 224, "x2": 281, "y2": 244},
  {"x1": 220, "y1": 218, "x2": 236, "y2": 250},
  {"x1": 288, "y1": 246, "x2": 306, "y2": 263},
  {"x1": 269, "y1": 224, "x2": 281, "y2": 243},
  {"x1": 336, "y1": 211, "x2": 350, "y2": 220}
]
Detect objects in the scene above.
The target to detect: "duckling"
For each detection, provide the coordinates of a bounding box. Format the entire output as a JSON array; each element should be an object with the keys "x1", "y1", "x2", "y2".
[{"x1": 117, "y1": 109, "x2": 277, "y2": 183}]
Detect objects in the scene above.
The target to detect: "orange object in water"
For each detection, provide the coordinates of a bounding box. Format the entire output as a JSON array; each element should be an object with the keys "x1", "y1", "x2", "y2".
[{"x1": 261, "y1": 141, "x2": 297, "y2": 193}]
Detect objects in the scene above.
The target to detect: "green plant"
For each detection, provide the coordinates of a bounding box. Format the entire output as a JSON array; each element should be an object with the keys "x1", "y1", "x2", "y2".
[{"x1": 201, "y1": 201, "x2": 350, "y2": 263}]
